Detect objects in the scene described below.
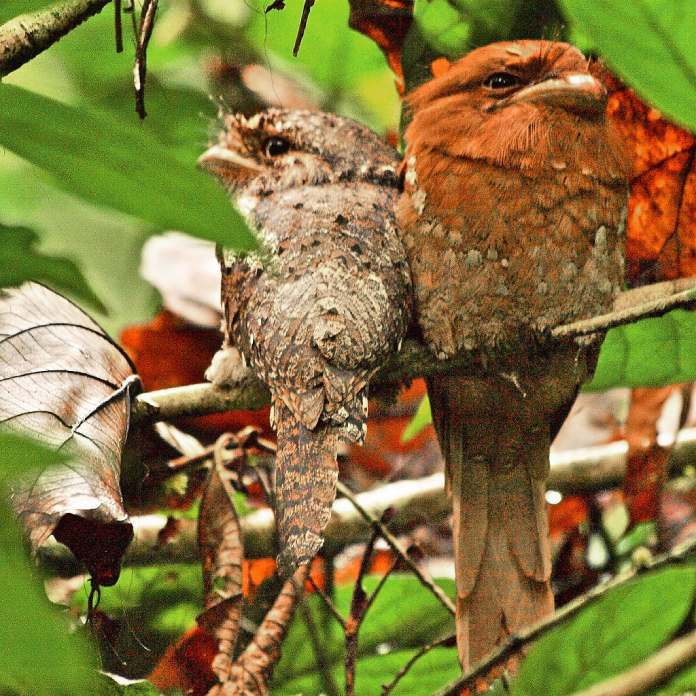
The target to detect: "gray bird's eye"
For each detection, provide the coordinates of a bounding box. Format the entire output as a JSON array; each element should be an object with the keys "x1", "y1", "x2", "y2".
[
  {"x1": 264, "y1": 137, "x2": 290, "y2": 157},
  {"x1": 483, "y1": 72, "x2": 522, "y2": 89}
]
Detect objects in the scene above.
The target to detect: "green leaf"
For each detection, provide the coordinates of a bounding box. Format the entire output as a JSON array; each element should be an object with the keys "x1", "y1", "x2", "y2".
[
  {"x1": 0, "y1": 434, "x2": 97, "y2": 696},
  {"x1": 511, "y1": 565, "x2": 696, "y2": 696},
  {"x1": 71, "y1": 562, "x2": 202, "y2": 676},
  {"x1": 559, "y1": 0, "x2": 696, "y2": 131},
  {"x1": 279, "y1": 644, "x2": 460, "y2": 696},
  {"x1": 1, "y1": 224, "x2": 106, "y2": 313},
  {"x1": 0, "y1": 85, "x2": 255, "y2": 250},
  {"x1": 587, "y1": 310, "x2": 696, "y2": 390},
  {"x1": 614, "y1": 522, "x2": 658, "y2": 557},
  {"x1": 0, "y1": 0, "x2": 52, "y2": 24},
  {"x1": 273, "y1": 573, "x2": 456, "y2": 692},
  {"x1": 0, "y1": 431, "x2": 69, "y2": 481},
  {"x1": 401, "y1": 395, "x2": 432, "y2": 442}
]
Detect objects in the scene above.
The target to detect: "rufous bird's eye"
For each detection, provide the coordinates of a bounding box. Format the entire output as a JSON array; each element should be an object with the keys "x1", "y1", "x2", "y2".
[
  {"x1": 264, "y1": 137, "x2": 290, "y2": 157},
  {"x1": 483, "y1": 72, "x2": 522, "y2": 89}
]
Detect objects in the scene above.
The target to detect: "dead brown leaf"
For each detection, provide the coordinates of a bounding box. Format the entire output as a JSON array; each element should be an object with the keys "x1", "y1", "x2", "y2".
[
  {"x1": 0, "y1": 282, "x2": 136, "y2": 583},
  {"x1": 197, "y1": 434, "x2": 244, "y2": 683}
]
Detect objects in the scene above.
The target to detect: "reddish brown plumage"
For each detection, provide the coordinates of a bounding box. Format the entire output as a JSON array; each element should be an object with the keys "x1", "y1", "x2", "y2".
[{"x1": 398, "y1": 40, "x2": 630, "y2": 667}]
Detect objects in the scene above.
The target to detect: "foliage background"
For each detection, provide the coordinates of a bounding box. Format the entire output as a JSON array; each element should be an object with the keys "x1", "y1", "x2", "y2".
[{"x1": 3, "y1": 1, "x2": 696, "y2": 695}]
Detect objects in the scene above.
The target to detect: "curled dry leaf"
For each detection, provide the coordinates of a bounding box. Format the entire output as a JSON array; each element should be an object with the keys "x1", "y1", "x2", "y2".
[
  {"x1": 197, "y1": 436, "x2": 244, "y2": 683},
  {"x1": 0, "y1": 282, "x2": 136, "y2": 584},
  {"x1": 206, "y1": 565, "x2": 309, "y2": 696}
]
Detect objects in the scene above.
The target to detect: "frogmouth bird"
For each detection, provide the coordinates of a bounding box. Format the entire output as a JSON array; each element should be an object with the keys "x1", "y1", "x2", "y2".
[
  {"x1": 398, "y1": 41, "x2": 628, "y2": 667},
  {"x1": 199, "y1": 109, "x2": 412, "y2": 577}
]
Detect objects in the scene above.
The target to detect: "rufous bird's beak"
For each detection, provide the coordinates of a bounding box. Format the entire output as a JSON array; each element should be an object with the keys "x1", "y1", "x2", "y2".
[
  {"x1": 197, "y1": 144, "x2": 265, "y2": 175},
  {"x1": 497, "y1": 73, "x2": 607, "y2": 114}
]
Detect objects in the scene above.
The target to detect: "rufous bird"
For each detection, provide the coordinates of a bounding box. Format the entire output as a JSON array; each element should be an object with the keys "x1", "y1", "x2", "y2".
[
  {"x1": 397, "y1": 41, "x2": 628, "y2": 667},
  {"x1": 199, "y1": 109, "x2": 412, "y2": 576}
]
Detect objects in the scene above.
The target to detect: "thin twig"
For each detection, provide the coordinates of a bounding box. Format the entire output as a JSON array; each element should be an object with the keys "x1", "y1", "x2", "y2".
[
  {"x1": 431, "y1": 534, "x2": 696, "y2": 696},
  {"x1": 551, "y1": 285, "x2": 696, "y2": 339},
  {"x1": 300, "y1": 601, "x2": 342, "y2": 696},
  {"x1": 568, "y1": 628, "x2": 696, "y2": 696},
  {"x1": 345, "y1": 515, "x2": 386, "y2": 696},
  {"x1": 114, "y1": 0, "x2": 123, "y2": 52},
  {"x1": 382, "y1": 633, "x2": 456, "y2": 696},
  {"x1": 0, "y1": 0, "x2": 111, "y2": 77},
  {"x1": 292, "y1": 0, "x2": 315, "y2": 56},
  {"x1": 308, "y1": 574, "x2": 346, "y2": 629},
  {"x1": 42, "y1": 424, "x2": 696, "y2": 575},
  {"x1": 134, "y1": 0, "x2": 158, "y2": 118},
  {"x1": 131, "y1": 282, "x2": 696, "y2": 425},
  {"x1": 336, "y1": 480, "x2": 456, "y2": 617}
]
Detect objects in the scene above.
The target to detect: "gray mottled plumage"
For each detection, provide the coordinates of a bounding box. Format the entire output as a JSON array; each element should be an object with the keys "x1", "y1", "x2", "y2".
[{"x1": 201, "y1": 109, "x2": 412, "y2": 576}]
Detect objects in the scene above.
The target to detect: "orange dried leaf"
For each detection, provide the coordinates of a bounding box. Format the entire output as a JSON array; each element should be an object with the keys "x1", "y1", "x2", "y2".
[
  {"x1": 601, "y1": 68, "x2": 696, "y2": 282},
  {"x1": 348, "y1": 0, "x2": 414, "y2": 93}
]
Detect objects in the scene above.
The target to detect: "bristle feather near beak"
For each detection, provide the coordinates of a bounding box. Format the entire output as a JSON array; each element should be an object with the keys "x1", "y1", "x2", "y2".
[{"x1": 197, "y1": 144, "x2": 264, "y2": 172}]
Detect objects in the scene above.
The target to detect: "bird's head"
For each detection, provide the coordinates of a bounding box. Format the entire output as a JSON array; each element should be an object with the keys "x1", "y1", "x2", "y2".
[
  {"x1": 199, "y1": 108, "x2": 399, "y2": 206},
  {"x1": 404, "y1": 40, "x2": 624, "y2": 172}
]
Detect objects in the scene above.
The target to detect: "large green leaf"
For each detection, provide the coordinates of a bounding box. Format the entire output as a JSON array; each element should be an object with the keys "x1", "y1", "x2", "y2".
[
  {"x1": 280, "y1": 644, "x2": 460, "y2": 696},
  {"x1": 0, "y1": 85, "x2": 255, "y2": 250},
  {"x1": 0, "y1": 434, "x2": 97, "y2": 696},
  {"x1": 587, "y1": 309, "x2": 696, "y2": 390},
  {"x1": 272, "y1": 573, "x2": 456, "y2": 693},
  {"x1": 511, "y1": 565, "x2": 696, "y2": 696},
  {"x1": 560, "y1": 0, "x2": 696, "y2": 132},
  {"x1": 0, "y1": 0, "x2": 52, "y2": 24},
  {"x1": 1, "y1": 224, "x2": 105, "y2": 312}
]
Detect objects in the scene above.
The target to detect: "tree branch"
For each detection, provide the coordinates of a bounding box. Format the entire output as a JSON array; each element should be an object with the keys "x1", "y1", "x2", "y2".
[
  {"x1": 431, "y1": 534, "x2": 696, "y2": 696},
  {"x1": 0, "y1": 0, "x2": 111, "y2": 77},
  {"x1": 39, "y1": 423, "x2": 696, "y2": 574},
  {"x1": 131, "y1": 281, "x2": 696, "y2": 424},
  {"x1": 335, "y1": 479, "x2": 456, "y2": 616}
]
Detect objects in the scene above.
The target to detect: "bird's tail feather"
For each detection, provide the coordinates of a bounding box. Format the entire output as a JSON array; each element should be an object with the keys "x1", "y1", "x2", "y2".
[
  {"x1": 274, "y1": 403, "x2": 338, "y2": 577},
  {"x1": 428, "y1": 374, "x2": 554, "y2": 669}
]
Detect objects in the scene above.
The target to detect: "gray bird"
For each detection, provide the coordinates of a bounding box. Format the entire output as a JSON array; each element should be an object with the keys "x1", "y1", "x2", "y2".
[{"x1": 200, "y1": 108, "x2": 412, "y2": 576}]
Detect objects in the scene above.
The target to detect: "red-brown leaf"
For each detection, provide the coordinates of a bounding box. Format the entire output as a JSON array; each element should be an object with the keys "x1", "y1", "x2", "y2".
[
  {"x1": 601, "y1": 68, "x2": 696, "y2": 282},
  {"x1": 348, "y1": 0, "x2": 414, "y2": 92}
]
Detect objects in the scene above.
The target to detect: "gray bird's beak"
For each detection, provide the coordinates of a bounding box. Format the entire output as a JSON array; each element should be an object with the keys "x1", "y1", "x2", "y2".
[
  {"x1": 495, "y1": 73, "x2": 606, "y2": 114},
  {"x1": 197, "y1": 145, "x2": 265, "y2": 174}
]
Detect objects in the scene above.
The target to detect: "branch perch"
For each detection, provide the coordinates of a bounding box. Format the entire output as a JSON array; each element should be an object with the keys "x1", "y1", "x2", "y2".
[
  {"x1": 131, "y1": 281, "x2": 696, "y2": 424},
  {"x1": 0, "y1": 0, "x2": 111, "y2": 77},
  {"x1": 40, "y1": 423, "x2": 696, "y2": 574}
]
